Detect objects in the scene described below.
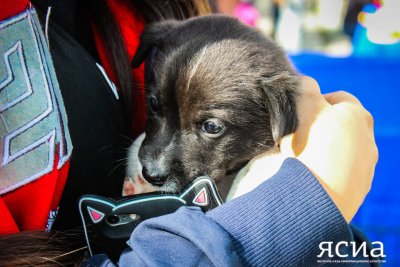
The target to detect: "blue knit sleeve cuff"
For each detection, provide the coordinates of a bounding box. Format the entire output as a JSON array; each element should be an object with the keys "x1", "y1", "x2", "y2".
[{"x1": 208, "y1": 157, "x2": 352, "y2": 266}]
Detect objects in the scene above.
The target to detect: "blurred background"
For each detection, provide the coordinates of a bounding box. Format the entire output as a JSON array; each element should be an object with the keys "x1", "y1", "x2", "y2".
[{"x1": 215, "y1": 0, "x2": 399, "y2": 265}]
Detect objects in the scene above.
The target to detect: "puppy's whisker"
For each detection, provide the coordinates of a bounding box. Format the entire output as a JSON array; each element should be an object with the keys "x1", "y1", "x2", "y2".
[
  {"x1": 98, "y1": 144, "x2": 118, "y2": 153},
  {"x1": 113, "y1": 157, "x2": 128, "y2": 163},
  {"x1": 117, "y1": 133, "x2": 134, "y2": 142},
  {"x1": 98, "y1": 145, "x2": 130, "y2": 158},
  {"x1": 108, "y1": 160, "x2": 127, "y2": 176}
]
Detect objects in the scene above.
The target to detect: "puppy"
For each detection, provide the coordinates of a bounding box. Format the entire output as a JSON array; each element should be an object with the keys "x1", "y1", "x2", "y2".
[{"x1": 125, "y1": 15, "x2": 299, "y2": 199}]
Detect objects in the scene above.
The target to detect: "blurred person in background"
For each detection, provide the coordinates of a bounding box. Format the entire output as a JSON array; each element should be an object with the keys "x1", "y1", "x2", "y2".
[
  {"x1": 216, "y1": 0, "x2": 260, "y2": 26},
  {"x1": 353, "y1": 0, "x2": 400, "y2": 57},
  {"x1": 343, "y1": 0, "x2": 373, "y2": 38},
  {"x1": 274, "y1": 0, "x2": 306, "y2": 53}
]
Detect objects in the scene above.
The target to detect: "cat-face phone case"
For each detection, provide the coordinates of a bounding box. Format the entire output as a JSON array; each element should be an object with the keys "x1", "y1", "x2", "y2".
[{"x1": 79, "y1": 176, "x2": 223, "y2": 260}]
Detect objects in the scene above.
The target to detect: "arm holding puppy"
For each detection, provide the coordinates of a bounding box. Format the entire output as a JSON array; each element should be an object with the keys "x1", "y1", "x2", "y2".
[
  {"x1": 114, "y1": 76, "x2": 378, "y2": 266},
  {"x1": 230, "y1": 76, "x2": 378, "y2": 223},
  {"x1": 281, "y1": 76, "x2": 378, "y2": 223}
]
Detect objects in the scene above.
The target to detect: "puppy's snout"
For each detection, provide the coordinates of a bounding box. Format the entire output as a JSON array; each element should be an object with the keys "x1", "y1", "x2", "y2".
[{"x1": 142, "y1": 166, "x2": 168, "y2": 186}]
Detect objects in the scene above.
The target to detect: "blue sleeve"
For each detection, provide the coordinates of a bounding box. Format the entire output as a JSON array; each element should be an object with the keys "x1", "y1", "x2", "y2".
[{"x1": 117, "y1": 158, "x2": 372, "y2": 266}]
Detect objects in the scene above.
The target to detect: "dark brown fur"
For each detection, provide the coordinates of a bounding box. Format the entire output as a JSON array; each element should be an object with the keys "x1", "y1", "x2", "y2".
[{"x1": 131, "y1": 15, "x2": 299, "y2": 197}]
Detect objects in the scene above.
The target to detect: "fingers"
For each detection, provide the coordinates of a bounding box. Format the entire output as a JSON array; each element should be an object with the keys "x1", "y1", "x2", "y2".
[
  {"x1": 299, "y1": 76, "x2": 362, "y2": 106},
  {"x1": 283, "y1": 76, "x2": 374, "y2": 159},
  {"x1": 282, "y1": 76, "x2": 326, "y2": 156},
  {"x1": 325, "y1": 91, "x2": 374, "y2": 130},
  {"x1": 300, "y1": 77, "x2": 362, "y2": 106},
  {"x1": 324, "y1": 91, "x2": 362, "y2": 106},
  {"x1": 278, "y1": 76, "x2": 317, "y2": 157},
  {"x1": 300, "y1": 77, "x2": 371, "y2": 127},
  {"x1": 299, "y1": 76, "x2": 322, "y2": 98},
  {"x1": 297, "y1": 76, "x2": 328, "y2": 111},
  {"x1": 324, "y1": 90, "x2": 377, "y2": 165}
]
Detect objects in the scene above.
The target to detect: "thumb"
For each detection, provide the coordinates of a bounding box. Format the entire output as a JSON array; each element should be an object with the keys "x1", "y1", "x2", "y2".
[{"x1": 278, "y1": 76, "x2": 327, "y2": 157}]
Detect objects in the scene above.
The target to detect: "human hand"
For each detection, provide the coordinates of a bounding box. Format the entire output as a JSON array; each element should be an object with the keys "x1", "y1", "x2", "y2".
[{"x1": 280, "y1": 76, "x2": 378, "y2": 223}]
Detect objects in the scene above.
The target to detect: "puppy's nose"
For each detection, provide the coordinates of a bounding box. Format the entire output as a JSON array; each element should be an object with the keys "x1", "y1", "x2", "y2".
[{"x1": 142, "y1": 166, "x2": 168, "y2": 186}]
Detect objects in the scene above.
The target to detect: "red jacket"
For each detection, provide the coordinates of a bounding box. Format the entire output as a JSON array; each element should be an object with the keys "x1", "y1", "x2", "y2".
[{"x1": 0, "y1": 0, "x2": 145, "y2": 234}]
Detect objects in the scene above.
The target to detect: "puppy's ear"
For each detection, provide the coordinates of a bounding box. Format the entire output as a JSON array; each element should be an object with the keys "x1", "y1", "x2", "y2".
[
  {"x1": 261, "y1": 72, "x2": 299, "y2": 143},
  {"x1": 131, "y1": 20, "x2": 181, "y2": 68}
]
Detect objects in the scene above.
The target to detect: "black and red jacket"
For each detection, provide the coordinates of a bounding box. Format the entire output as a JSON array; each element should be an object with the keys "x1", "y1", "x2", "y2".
[{"x1": 0, "y1": 0, "x2": 146, "y2": 233}]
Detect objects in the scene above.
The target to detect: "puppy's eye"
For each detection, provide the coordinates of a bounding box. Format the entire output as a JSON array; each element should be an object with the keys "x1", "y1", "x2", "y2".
[
  {"x1": 201, "y1": 120, "x2": 223, "y2": 135},
  {"x1": 149, "y1": 96, "x2": 158, "y2": 113}
]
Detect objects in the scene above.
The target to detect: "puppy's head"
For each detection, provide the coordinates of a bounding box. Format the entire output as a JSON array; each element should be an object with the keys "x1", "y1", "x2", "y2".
[{"x1": 131, "y1": 15, "x2": 298, "y2": 193}]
